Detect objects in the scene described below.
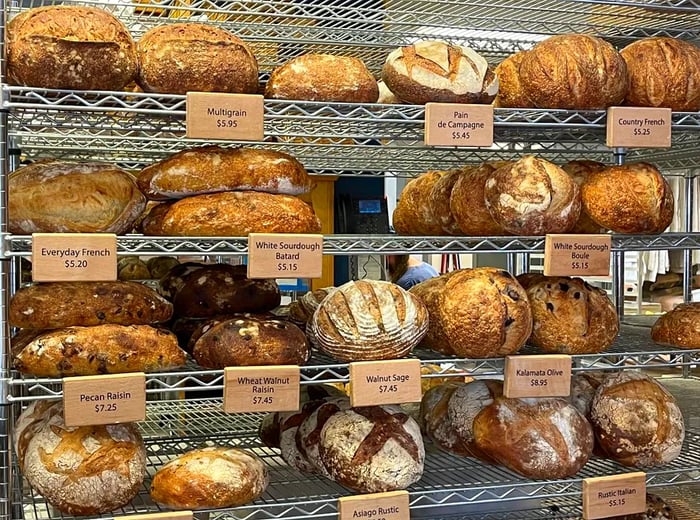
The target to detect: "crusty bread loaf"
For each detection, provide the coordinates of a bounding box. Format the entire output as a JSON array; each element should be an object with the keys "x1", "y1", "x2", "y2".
[
  {"x1": 7, "y1": 5, "x2": 137, "y2": 90},
  {"x1": 450, "y1": 163, "x2": 509, "y2": 236},
  {"x1": 561, "y1": 160, "x2": 607, "y2": 234},
  {"x1": 581, "y1": 162, "x2": 674, "y2": 234},
  {"x1": 519, "y1": 34, "x2": 628, "y2": 110},
  {"x1": 382, "y1": 40, "x2": 498, "y2": 105},
  {"x1": 144, "y1": 191, "x2": 321, "y2": 236},
  {"x1": 9, "y1": 161, "x2": 146, "y2": 235},
  {"x1": 420, "y1": 381, "x2": 472, "y2": 456},
  {"x1": 568, "y1": 372, "x2": 605, "y2": 419},
  {"x1": 590, "y1": 371, "x2": 684, "y2": 467},
  {"x1": 265, "y1": 53, "x2": 378, "y2": 103},
  {"x1": 621, "y1": 37, "x2": 700, "y2": 111},
  {"x1": 137, "y1": 23, "x2": 258, "y2": 95},
  {"x1": 408, "y1": 273, "x2": 457, "y2": 355},
  {"x1": 651, "y1": 302, "x2": 700, "y2": 349},
  {"x1": 393, "y1": 171, "x2": 447, "y2": 235},
  {"x1": 484, "y1": 156, "x2": 581, "y2": 235},
  {"x1": 428, "y1": 168, "x2": 465, "y2": 235},
  {"x1": 9, "y1": 281, "x2": 173, "y2": 329},
  {"x1": 13, "y1": 324, "x2": 186, "y2": 377},
  {"x1": 14, "y1": 401, "x2": 146, "y2": 516},
  {"x1": 310, "y1": 280, "x2": 429, "y2": 362},
  {"x1": 150, "y1": 447, "x2": 268, "y2": 509},
  {"x1": 137, "y1": 146, "x2": 312, "y2": 200},
  {"x1": 494, "y1": 51, "x2": 534, "y2": 108}
]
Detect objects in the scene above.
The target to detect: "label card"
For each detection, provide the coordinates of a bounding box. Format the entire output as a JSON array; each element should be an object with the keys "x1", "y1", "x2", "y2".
[
  {"x1": 338, "y1": 490, "x2": 410, "y2": 520},
  {"x1": 349, "y1": 359, "x2": 422, "y2": 407},
  {"x1": 544, "y1": 234, "x2": 612, "y2": 277},
  {"x1": 606, "y1": 106, "x2": 672, "y2": 148},
  {"x1": 31, "y1": 233, "x2": 117, "y2": 282},
  {"x1": 224, "y1": 365, "x2": 300, "y2": 413},
  {"x1": 124, "y1": 512, "x2": 193, "y2": 520},
  {"x1": 247, "y1": 233, "x2": 323, "y2": 279},
  {"x1": 503, "y1": 355, "x2": 572, "y2": 398},
  {"x1": 63, "y1": 373, "x2": 146, "y2": 427},
  {"x1": 424, "y1": 103, "x2": 494, "y2": 147},
  {"x1": 186, "y1": 92, "x2": 264, "y2": 141},
  {"x1": 582, "y1": 472, "x2": 646, "y2": 519}
]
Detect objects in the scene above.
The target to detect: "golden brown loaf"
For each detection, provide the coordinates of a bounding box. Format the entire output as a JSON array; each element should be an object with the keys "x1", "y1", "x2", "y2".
[
  {"x1": 9, "y1": 161, "x2": 146, "y2": 235},
  {"x1": 7, "y1": 5, "x2": 137, "y2": 90},
  {"x1": 265, "y1": 53, "x2": 379, "y2": 103},
  {"x1": 13, "y1": 324, "x2": 186, "y2": 377},
  {"x1": 651, "y1": 302, "x2": 700, "y2": 349},
  {"x1": 137, "y1": 23, "x2": 258, "y2": 95},
  {"x1": 150, "y1": 447, "x2": 268, "y2": 510},
  {"x1": 137, "y1": 145, "x2": 312, "y2": 200},
  {"x1": 393, "y1": 171, "x2": 447, "y2": 235},
  {"x1": 428, "y1": 168, "x2": 465, "y2": 235},
  {"x1": 408, "y1": 272, "x2": 456, "y2": 355},
  {"x1": 621, "y1": 37, "x2": 700, "y2": 111},
  {"x1": 144, "y1": 191, "x2": 322, "y2": 236},
  {"x1": 484, "y1": 156, "x2": 581, "y2": 235},
  {"x1": 382, "y1": 39, "x2": 498, "y2": 105},
  {"x1": 561, "y1": 160, "x2": 607, "y2": 234},
  {"x1": 9, "y1": 281, "x2": 173, "y2": 329},
  {"x1": 450, "y1": 163, "x2": 509, "y2": 236},
  {"x1": 494, "y1": 51, "x2": 534, "y2": 108},
  {"x1": 519, "y1": 274, "x2": 619, "y2": 355},
  {"x1": 519, "y1": 34, "x2": 628, "y2": 109},
  {"x1": 581, "y1": 162, "x2": 674, "y2": 234},
  {"x1": 14, "y1": 401, "x2": 146, "y2": 516},
  {"x1": 310, "y1": 280, "x2": 429, "y2": 362}
]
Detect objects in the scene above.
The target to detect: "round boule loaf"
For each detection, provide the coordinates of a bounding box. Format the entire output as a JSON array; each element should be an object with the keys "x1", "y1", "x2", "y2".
[
  {"x1": 494, "y1": 51, "x2": 534, "y2": 108},
  {"x1": 393, "y1": 171, "x2": 448, "y2": 235},
  {"x1": 310, "y1": 280, "x2": 428, "y2": 362},
  {"x1": 651, "y1": 302, "x2": 700, "y2": 349},
  {"x1": 561, "y1": 160, "x2": 607, "y2": 234},
  {"x1": 449, "y1": 162, "x2": 510, "y2": 236}
]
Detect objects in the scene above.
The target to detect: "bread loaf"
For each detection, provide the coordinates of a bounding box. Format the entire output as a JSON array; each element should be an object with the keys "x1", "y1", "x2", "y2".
[
  {"x1": 318, "y1": 404, "x2": 425, "y2": 493},
  {"x1": 561, "y1": 160, "x2": 607, "y2": 234},
  {"x1": 409, "y1": 273, "x2": 457, "y2": 354},
  {"x1": 146, "y1": 256, "x2": 180, "y2": 280},
  {"x1": 428, "y1": 168, "x2": 464, "y2": 235},
  {"x1": 13, "y1": 324, "x2": 186, "y2": 377},
  {"x1": 117, "y1": 257, "x2": 151, "y2": 281},
  {"x1": 278, "y1": 400, "x2": 327, "y2": 473},
  {"x1": 519, "y1": 34, "x2": 628, "y2": 109},
  {"x1": 484, "y1": 156, "x2": 581, "y2": 235},
  {"x1": 14, "y1": 401, "x2": 146, "y2": 516},
  {"x1": 621, "y1": 37, "x2": 700, "y2": 112},
  {"x1": 581, "y1": 162, "x2": 673, "y2": 234},
  {"x1": 651, "y1": 302, "x2": 700, "y2": 349},
  {"x1": 265, "y1": 53, "x2": 378, "y2": 103},
  {"x1": 7, "y1": 5, "x2": 137, "y2": 90},
  {"x1": 9, "y1": 281, "x2": 173, "y2": 329},
  {"x1": 137, "y1": 146, "x2": 312, "y2": 200},
  {"x1": 393, "y1": 171, "x2": 447, "y2": 235},
  {"x1": 310, "y1": 280, "x2": 429, "y2": 362},
  {"x1": 9, "y1": 161, "x2": 146, "y2": 235},
  {"x1": 419, "y1": 381, "x2": 471, "y2": 456},
  {"x1": 590, "y1": 371, "x2": 684, "y2": 467},
  {"x1": 450, "y1": 163, "x2": 510, "y2": 236},
  {"x1": 150, "y1": 447, "x2": 268, "y2": 509},
  {"x1": 382, "y1": 40, "x2": 498, "y2": 105},
  {"x1": 137, "y1": 23, "x2": 258, "y2": 95},
  {"x1": 494, "y1": 51, "x2": 534, "y2": 108}
]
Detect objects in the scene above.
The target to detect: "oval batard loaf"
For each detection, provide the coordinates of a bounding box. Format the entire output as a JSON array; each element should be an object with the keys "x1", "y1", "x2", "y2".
[
  {"x1": 494, "y1": 51, "x2": 534, "y2": 108},
  {"x1": 150, "y1": 447, "x2": 268, "y2": 510},
  {"x1": 561, "y1": 160, "x2": 607, "y2": 234},
  {"x1": 137, "y1": 145, "x2": 312, "y2": 200},
  {"x1": 393, "y1": 171, "x2": 447, "y2": 235},
  {"x1": 9, "y1": 281, "x2": 173, "y2": 328},
  {"x1": 450, "y1": 163, "x2": 510, "y2": 236},
  {"x1": 310, "y1": 280, "x2": 429, "y2": 362},
  {"x1": 651, "y1": 302, "x2": 700, "y2": 349},
  {"x1": 9, "y1": 161, "x2": 146, "y2": 234},
  {"x1": 13, "y1": 324, "x2": 186, "y2": 377}
]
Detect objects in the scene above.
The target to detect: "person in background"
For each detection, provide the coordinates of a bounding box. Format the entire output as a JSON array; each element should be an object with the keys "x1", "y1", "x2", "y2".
[{"x1": 386, "y1": 254, "x2": 439, "y2": 290}]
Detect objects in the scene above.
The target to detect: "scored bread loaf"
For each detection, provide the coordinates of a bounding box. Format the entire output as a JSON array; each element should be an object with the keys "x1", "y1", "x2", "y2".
[
  {"x1": 278, "y1": 400, "x2": 328, "y2": 473},
  {"x1": 393, "y1": 171, "x2": 447, "y2": 235},
  {"x1": 137, "y1": 146, "x2": 312, "y2": 200},
  {"x1": 419, "y1": 381, "x2": 471, "y2": 456},
  {"x1": 450, "y1": 162, "x2": 510, "y2": 236},
  {"x1": 560, "y1": 160, "x2": 607, "y2": 234},
  {"x1": 651, "y1": 302, "x2": 700, "y2": 349},
  {"x1": 428, "y1": 168, "x2": 465, "y2": 235}
]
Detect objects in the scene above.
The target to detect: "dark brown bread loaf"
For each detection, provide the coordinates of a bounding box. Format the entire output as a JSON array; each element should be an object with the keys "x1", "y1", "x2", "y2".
[
  {"x1": 561, "y1": 160, "x2": 608, "y2": 234},
  {"x1": 7, "y1": 5, "x2": 137, "y2": 90},
  {"x1": 393, "y1": 171, "x2": 447, "y2": 235},
  {"x1": 651, "y1": 302, "x2": 700, "y2": 349}
]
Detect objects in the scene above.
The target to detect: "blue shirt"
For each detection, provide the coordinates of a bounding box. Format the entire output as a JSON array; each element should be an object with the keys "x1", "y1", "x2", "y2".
[{"x1": 396, "y1": 263, "x2": 440, "y2": 289}]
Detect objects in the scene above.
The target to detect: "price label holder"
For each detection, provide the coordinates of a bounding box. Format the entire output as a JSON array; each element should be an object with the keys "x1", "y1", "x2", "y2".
[
  {"x1": 247, "y1": 233, "x2": 323, "y2": 279},
  {"x1": 348, "y1": 359, "x2": 422, "y2": 407},
  {"x1": 223, "y1": 365, "x2": 300, "y2": 413},
  {"x1": 424, "y1": 103, "x2": 494, "y2": 147},
  {"x1": 63, "y1": 373, "x2": 146, "y2": 427},
  {"x1": 31, "y1": 233, "x2": 117, "y2": 282},
  {"x1": 543, "y1": 234, "x2": 611, "y2": 277},
  {"x1": 606, "y1": 106, "x2": 671, "y2": 148},
  {"x1": 503, "y1": 355, "x2": 572, "y2": 398},
  {"x1": 338, "y1": 490, "x2": 410, "y2": 520},
  {"x1": 123, "y1": 512, "x2": 193, "y2": 520},
  {"x1": 186, "y1": 92, "x2": 264, "y2": 141},
  {"x1": 582, "y1": 472, "x2": 646, "y2": 519}
]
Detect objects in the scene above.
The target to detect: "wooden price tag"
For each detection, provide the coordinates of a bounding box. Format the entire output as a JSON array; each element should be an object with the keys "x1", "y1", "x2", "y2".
[
  {"x1": 247, "y1": 233, "x2": 323, "y2": 279},
  {"x1": 124, "y1": 512, "x2": 193, "y2": 520},
  {"x1": 606, "y1": 106, "x2": 671, "y2": 148},
  {"x1": 63, "y1": 373, "x2": 146, "y2": 427},
  {"x1": 31, "y1": 233, "x2": 117, "y2": 282},
  {"x1": 349, "y1": 359, "x2": 422, "y2": 407},
  {"x1": 503, "y1": 355, "x2": 572, "y2": 398},
  {"x1": 424, "y1": 103, "x2": 494, "y2": 147},
  {"x1": 223, "y1": 365, "x2": 300, "y2": 413},
  {"x1": 544, "y1": 234, "x2": 611, "y2": 277},
  {"x1": 338, "y1": 490, "x2": 410, "y2": 520},
  {"x1": 186, "y1": 92, "x2": 264, "y2": 141},
  {"x1": 582, "y1": 472, "x2": 646, "y2": 519}
]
